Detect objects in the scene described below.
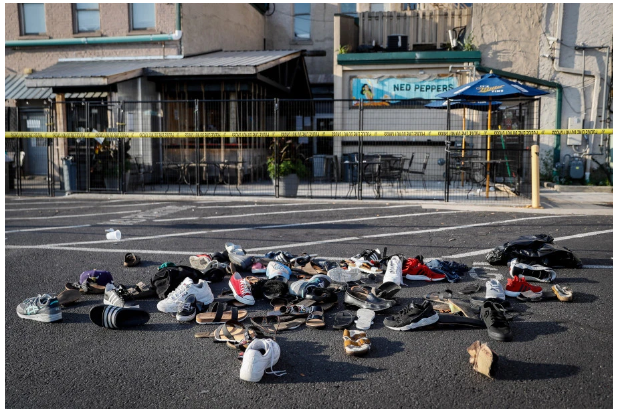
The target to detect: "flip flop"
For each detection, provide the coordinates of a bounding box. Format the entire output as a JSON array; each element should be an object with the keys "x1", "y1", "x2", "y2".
[
  {"x1": 274, "y1": 316, "x2": 306, "y2": 331},
  {"x1": 196, "y1": 302, "x2": 248, "y2": 324},
  {"x1": 306, "y1": 306, "x2": 326, "y2": 329},
  {"x1": 213, "y1": 321, "x2": 247, "y2": 343},
  {"x1": 333, "y1": 310, "x2": 355, "y2": 330},
  {"x1": 123, "y1": 253, "x2": 141, "y2": 267},
  {"x1": 355, "y1": 308, "x2": 375, "y2": 330},
  {"x1": 57, "y1": 289, "x2": 81, "y2": 307},
  {"x1": 250, "y1": 316, "x2": 280, "y2": 334}
]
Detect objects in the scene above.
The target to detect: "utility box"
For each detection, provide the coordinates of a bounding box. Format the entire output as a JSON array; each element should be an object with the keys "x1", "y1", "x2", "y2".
[
  {"x1": 567, "y1": 117, "x2": 582, "y2": 145},
  {"x1": 570, "y1": 157, "x2": 585, "y2": 179}
]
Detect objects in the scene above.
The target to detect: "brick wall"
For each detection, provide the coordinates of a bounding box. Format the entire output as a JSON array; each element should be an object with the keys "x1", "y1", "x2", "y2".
[{"x1": 5, "y1": 3, "x2": 177, "y2": 75}]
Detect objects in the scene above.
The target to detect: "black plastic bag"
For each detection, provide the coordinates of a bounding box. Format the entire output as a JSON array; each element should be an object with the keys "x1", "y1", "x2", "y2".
[{"x1": 486, "y1": 234, "x2": 582, "y2": 268}]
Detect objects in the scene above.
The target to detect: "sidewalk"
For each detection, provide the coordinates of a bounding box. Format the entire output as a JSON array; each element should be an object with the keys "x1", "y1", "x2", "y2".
[{"x1": 7, "y1": 188, "x2": 614, "y2": 216}]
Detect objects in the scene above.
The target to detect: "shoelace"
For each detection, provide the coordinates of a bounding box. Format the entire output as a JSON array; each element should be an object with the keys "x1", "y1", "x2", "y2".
[
  {"x1": 264, "y1": 343, "x2": 286, "y2": 377},
  {"x1": 168, "y1": 284, "x2": 190, "y2": 303},
  {"x1": 239, "y1": 279, "x2": 252, "y2": 296}
]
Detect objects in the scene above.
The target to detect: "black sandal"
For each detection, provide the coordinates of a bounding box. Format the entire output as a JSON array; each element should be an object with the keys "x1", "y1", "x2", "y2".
[
  {"x1": 332, "y1": 310, "x2": 354, "y2": 330},
  {"x1": 123, "y1": 253, "x2": 141, "y2": 267}
]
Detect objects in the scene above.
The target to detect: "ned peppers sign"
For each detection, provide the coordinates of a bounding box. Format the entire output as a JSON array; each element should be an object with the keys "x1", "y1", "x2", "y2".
[{"x1": 351, "y1": 76, "x2": 458, "y2": 106}]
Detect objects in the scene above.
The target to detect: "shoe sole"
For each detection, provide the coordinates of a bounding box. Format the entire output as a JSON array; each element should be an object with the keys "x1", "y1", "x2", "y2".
[
  {"x1": 404, "y1": 275, "x2": 445, "y2": 282},
  {"x1": 105, "y1": 298, "x2": 139, "y2": 308},
  {"x1": 552, "y1": 285, "x2": 573, "y2": 302},
  {"x1": 505, "y1": 289, "x2": 541, "y2": 298},
  {"x1": 488, "y1": 329, "x2": 513, "y2": 342},
  {"x1": 385, "y1": 312, "x2": 439, "y2": 331},
  {"x1": 16, "y1": 310, "x2": 62, "y2": 323},
  {"x1": 228, "y1": 280, "x2": 255, "y2": 306}
]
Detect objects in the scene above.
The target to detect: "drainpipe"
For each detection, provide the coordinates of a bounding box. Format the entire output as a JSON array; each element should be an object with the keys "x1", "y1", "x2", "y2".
[
  {"x1": 475, "y1": 64, "x2": 563, "y2": 164},
  {"x1": 6, "y1": 4, "x2": 182, "y2": 47}
]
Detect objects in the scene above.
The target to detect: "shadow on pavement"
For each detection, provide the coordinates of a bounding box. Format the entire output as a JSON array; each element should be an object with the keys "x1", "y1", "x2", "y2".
[
  {"x1": 496, "y1": 358, "x2": 580, "y2": 381},
  {"x1": 511, "y1": 321, "x2": 568, "y2": 342}
]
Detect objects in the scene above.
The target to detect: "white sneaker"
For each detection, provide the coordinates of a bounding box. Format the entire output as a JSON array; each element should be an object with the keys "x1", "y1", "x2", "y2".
[
  {"x1": 383, "y1": 256, "x2": 403, "y2": 286},
  {"x1": 239, "y1": 339, "x2": 286, "y2": 382},
  {"x1": 508, "y1": 259, "x2": 557, "y2": 283},
  {"x1": 225, "y1": 242, "x2": 253, "y2": 269},
  {"x1": 327, "y1": 267, "x2": 361, "y2": 283},
  {"x1": 266, "y1": 261, "x2": 292, "y2": 280},
  {"x1": 485, "y1": 279, "x2": 505, "y2": 300},
  {"x1": 157, "y1": 277, "x2": 213, "y2": 313}
]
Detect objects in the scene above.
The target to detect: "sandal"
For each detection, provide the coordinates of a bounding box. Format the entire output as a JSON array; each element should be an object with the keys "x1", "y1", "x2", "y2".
[
  {"x1": 458, "y1": 283, "x2": 481, "y2": 295},
  {"x1": 355, "y1": 308, "x2": 375, "y2": 330},
  {"x1": 123, "y1": 253, "x2": 141, "y2": 267},
  {"x1": 124, "y1": 281, "x2": 156, "y2": 299},
  {"x1": 332, "y1": 310, "x2": 355, "y2": 330},
  {"x1": 250, "y1": 315, "x2": 280, "y2": 334},
  {"x1": 274, "y1": 315, "x2": 306, "y2": 331},
  {"x1": 306, "y1": 306, "x2": 325, "y2": 329},
  {"x1": 343, "y1": 329, "x2": 371, "y2": 356},
  {"x1": 371, "y1": 282, "x2": 401, "y2": 299},
  {"x1": 213, "y1": 321, "x2": 247, "y2": 344},
  {"x1": 196, "y1": 302, "x2": 248, "y2": 324}
]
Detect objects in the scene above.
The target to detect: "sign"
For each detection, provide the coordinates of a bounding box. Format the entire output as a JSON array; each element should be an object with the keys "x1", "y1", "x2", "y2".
[{"x1": 351, "y1": 76, "x2": 458, "y2": 105}]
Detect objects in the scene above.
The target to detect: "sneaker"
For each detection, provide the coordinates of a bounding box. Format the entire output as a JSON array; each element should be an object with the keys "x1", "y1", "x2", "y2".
[
  {"x1": 189, "y1": 254, "x2": 213, "y2": 271},
  {"x1": 251, "y1": 262, "x2": 266, "y2": 274},
  {"x1": 239, "y1": 338, "x2": 286, "y2": 382},
  {"x1": 485, "y1": 279, "x2": 505, "y2": 300},
  {"x1": 16, "y1": 294, "x2": 62, "y2": 323},
  {"x1": 480, "y1": 301, "x2": 512, "y2": 342},
  {"x1": 176, "y1": 294, "x2": 197, "y2": 322},
  {"x1": 505, "y1": 275, "x2": 542, "y2": 298},
  {"x1": 225, "y1": 242, "x2": 253, "y2": 270},
  {"x1": 157, "y1": 277, "x2": 214, "y2": 313},
  {"x1": 402, "y1": 258, "x2": 446, "y2": 282},
  {"x1": 228, "y1": 273, "x2": 255, "y2": 305},
  {"x1": 351, "y1": 248, "x2": 382, "y2": 265},
  {"x1": 327, "y1": 267, "x2": 362, "y2": 283},
  {"x1": 104, "y1": 283, "x2": 139, "y2": 308},
  {"x1": 383, "y1": 255, "x2": 403, "y2": 286},
  {"x1": 384, "y1": 301, "x2": 439, "y2": 331},
  {"x1": 552, "y1": 284, "x2": 573, "y2": 302},
  {"x1": 265, "y1": 250, "x2": 295, "y2": 265},
  {"x1": 508, "y1": 259, "x2": 556, "y2": 283},
  {"x1": 266, "y1": 261, "x2": 292, "y2": 280}
]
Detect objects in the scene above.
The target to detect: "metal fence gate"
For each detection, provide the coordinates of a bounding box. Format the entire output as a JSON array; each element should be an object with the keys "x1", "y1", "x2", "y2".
[{"x1": 6, "y1": 98, "x2": 539, "y2": 205}]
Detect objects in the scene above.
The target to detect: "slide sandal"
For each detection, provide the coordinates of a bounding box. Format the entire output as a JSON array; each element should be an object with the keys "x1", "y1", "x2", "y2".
[
  {"x1": 332, "y1": 311, "x2": 355, "y2": 330},
  {"x1": 371, "y1": 282, "x2": 401, "y2": 299},
  {"x1": 306, "y1": 306, "x2": 325, "y2": 330},
  {"x1": 355, "y1": 308, "x2": 375, "y2": 330},
  {"x1": 424, "y1": 291, "x2": 453, "y2": 302},
  {"x1": 250, "y1": 316, "x2": 279, "y2": 334},
  {"x1": 213, "y1": 321, "x2": 247, "y2": 344},
  {"x1": 196, "y1": 302, "x2": 248, "y2": 324},
  {"x1": 123, "y1": 253, "x2": 141, "y2": 267},
  {"x1": 89, "y1": 305, "x2": 150, "y2": 329}
]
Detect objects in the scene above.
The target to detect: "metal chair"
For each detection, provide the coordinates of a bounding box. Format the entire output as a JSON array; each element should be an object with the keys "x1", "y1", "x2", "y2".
[{"x1": 405, "y1": 153, "x2": 430, "y2": 190}]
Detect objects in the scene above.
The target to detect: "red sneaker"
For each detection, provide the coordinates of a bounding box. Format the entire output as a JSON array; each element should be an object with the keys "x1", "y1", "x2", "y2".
[
  {"x1": 402, "y1": 258, "x2": 446, "y2": 282},
  {"x1": 228, "y1": 272, "x2": 255, "y2": 305},
  {"x1": 505, "y1": 275, "x2": 542, "y2": 297}
]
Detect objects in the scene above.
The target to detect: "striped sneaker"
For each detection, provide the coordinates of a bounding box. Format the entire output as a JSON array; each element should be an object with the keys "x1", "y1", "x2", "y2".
[{"x1": 104, "y1": 283, "x2": 139, "y2": 308}]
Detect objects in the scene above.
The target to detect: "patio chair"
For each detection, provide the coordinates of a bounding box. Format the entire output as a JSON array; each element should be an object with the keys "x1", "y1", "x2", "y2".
[{"x1": 405, "y1": 153, "x2": 430, "y2": 190}]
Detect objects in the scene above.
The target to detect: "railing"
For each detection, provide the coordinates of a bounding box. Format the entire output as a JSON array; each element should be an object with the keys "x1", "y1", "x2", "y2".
[{"x1": 359, "y1": 9, "x2": 472, "y2": 49}]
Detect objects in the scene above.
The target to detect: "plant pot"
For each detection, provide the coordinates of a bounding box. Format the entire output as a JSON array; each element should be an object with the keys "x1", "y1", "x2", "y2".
[{"x1": 273, "y1": 173, "x2": 300, "y2": 198}]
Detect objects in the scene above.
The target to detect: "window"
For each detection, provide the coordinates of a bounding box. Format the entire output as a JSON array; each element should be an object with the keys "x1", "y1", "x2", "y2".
[
  {"x1": 130, "y1": 3, "x2": 155, "y2": 31},
  {"x1": 293, "y1": 3, "x2": 311, "y2": 40},
  {"x1": 369, "y1": 3, "x2": 385, "y2": 12},
  {"x1": 19, "y1": 3, "x2": 46, "y2": 35},
  {"x1": 74, "y1": 3, "x2": 100, "y2": 33},
  {"x1": 340, "y1": 3, "x2": 357, "y2": 18}
]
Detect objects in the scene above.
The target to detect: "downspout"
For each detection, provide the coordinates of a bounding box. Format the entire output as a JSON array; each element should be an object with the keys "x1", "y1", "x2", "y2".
[
  {"x1": 475, "y1": 64, "x2": 563, "y2": 164},
  {"x1": 6, "y1": 4, "x2": 183, "y2": 47}
]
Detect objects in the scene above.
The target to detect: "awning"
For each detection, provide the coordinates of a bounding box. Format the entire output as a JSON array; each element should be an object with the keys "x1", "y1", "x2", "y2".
[
  {"x1": 5, "y1": 74, "x2": 54, "y2": 100},
  {"x1": 24, "y1": 60, "x2": 149, "y2": 88}
]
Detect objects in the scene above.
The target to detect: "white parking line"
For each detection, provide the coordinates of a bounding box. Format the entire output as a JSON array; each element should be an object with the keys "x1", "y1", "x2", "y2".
[
  {"x1": 5, "y1": 200, "x2": 100, "y2": 207},
  {"x1": 5, "y1": 224, "x2": 92, "y2": 234},
  {"x1": 5, "y1": 202, "x2": 167, "y2": 212},
  {"x1": 196, "y1": 202, "x2": 329, "y2": 209},
  {"x1": 5, "y1": 210, "x2": 143, "y2": 221},
  {"x1": 245, "y1": 215, "x2": 577, "y2": 252},
  {"x1": 21, "y1": 211, "x2": 457, "y2": 248},
  {"x1": 153, "y1": 204, "x2": 421, "y2": 222}
]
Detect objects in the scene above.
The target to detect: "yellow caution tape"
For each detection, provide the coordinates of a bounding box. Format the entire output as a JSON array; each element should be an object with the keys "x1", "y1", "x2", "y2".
[{"x1": 4, "y1": 129, "x2": 613, "y2": 139}]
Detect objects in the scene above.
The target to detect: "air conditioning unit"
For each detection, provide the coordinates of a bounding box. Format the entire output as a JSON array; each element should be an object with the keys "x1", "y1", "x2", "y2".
[{"x1": 386, "y1": 34, "x2": 408, "y2": 51}]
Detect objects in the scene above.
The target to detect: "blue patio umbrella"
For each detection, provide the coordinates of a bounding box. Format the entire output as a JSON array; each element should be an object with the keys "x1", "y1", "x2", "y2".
[{"x1": 436, "y1": 72, "x2": 549, "y2": 197}]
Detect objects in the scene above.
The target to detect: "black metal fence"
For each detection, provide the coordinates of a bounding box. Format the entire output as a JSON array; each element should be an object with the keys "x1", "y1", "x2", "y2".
[{"x1": 6, "y1": 98, "x2": 539, "y2": 204}]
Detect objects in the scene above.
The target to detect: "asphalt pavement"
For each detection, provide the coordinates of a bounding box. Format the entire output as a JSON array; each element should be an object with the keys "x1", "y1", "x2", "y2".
[{"x1": 4, "y1": 195, "x2": 613, "y2": 408}]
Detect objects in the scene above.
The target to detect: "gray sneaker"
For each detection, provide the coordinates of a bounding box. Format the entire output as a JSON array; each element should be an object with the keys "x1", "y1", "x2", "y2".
[
  {"x1": 485, "y1": 279, "x2": 505, "y2": 300},
  {"x1": 225, "y1": 242, "x2": 253, "y2": 270},
  {"x1": 16, "y1": 294, "x2": 62, "y2": 323},
  {"x1": 104, "y1": 283, "x2": 139, "y2": 308}
]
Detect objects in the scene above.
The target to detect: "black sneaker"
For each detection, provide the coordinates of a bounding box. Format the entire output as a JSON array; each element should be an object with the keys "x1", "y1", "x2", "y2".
[
  {"x1": 480, "y1": 301, "x2": 513, "y2": 342},
  {"x1": 176, "y1": 294, "x2": 197, "y2": 322},
  {"x1": 384, "y1": 301, "x2": 439, "y2": 331}
]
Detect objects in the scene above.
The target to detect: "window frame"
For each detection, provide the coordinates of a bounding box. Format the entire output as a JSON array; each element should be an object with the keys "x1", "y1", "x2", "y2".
[
  {"x1": 339, "y1": 3, "x2": 358, "y2": 18},
  {"x1": 292, "y1": 3, "x2": 312, "y2": 41},
  {"x1": 129, "y1": 3, "x2": 156, "y2": 32},
  {"x1": 18, "y1": 3, "x2": 47, "y2": 36},
  {"x1": 72, "y1": 3, "x2": 101, "y2": 34}
]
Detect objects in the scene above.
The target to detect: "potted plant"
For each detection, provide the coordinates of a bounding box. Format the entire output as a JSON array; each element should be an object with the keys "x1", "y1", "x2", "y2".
[{"x1": 267, "y1": 137, "x2": 308, "y2": 197}]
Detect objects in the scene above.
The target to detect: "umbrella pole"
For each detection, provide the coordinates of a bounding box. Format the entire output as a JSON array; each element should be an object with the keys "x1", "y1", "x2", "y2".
[
  {"x1": 485, "y1": 97, "x2": 492, "y2": 198},
  {"x1": 461, "y1": 106, "x2": 466, "y2": 186}
]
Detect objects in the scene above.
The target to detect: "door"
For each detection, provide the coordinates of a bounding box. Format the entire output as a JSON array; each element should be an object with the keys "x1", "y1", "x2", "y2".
[{"x1": 19, "y1": 110, "x2": 48, "y2": 176}]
